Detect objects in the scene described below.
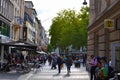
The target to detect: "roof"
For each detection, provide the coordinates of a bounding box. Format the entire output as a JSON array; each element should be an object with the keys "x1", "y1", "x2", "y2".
[{"x1": 25, "y1": 1, "x2": 34, "y2": 7}]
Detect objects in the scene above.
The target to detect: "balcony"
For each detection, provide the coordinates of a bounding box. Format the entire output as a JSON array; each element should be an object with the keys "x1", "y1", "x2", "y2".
[{"x1": 12, "y1": 16, "x2": 23, "y2": 27}]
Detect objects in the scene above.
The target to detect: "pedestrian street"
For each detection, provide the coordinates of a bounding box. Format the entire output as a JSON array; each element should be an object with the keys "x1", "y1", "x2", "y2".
[
  {"x1": 0, "y1": 62, "x2": 90, "y2": 80},
  {"x1": 26, "y1": 63, "x2": 90, "y2": 80}
]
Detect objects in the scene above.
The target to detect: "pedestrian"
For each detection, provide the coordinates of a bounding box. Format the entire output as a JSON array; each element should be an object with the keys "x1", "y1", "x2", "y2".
[
  {"x1": 57, "y1": 55, "x2": 63, "y2": 73},
  {"x1": 79, "y1": 56, "x2": 83, "y2": 68},
  {"x1": 51, "y1": 55, "x2": 57, "y2": 69},
  {"x1": 48, "y1": 54, "x2": 52, "y2": 65},
  {"x1": 4, "y1": 53, "x2": 12, "y2": 71},
  {"x1": 95, "y1": 61, "x2": 102, "y2": 80},
  {"x1": 65, "y1": 56, "x2": 73, "y2": 74},
  {"x1": 83, "y1": 54, "x2": 87, "y2": 67},
  {"x1": 89, "y1": 55, "x2": 97, "y2": 80},
  {"x1": 19, "y1": 53, "x2": 25, "y2": 70},
  {"x1": 100, "y1": 57, "x2": 109, "y2": 80}
]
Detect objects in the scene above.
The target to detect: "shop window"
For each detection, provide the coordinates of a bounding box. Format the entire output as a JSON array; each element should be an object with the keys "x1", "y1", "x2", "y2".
[{"x1": 115, "y1": 47, "x2": 120, "y2": 71}]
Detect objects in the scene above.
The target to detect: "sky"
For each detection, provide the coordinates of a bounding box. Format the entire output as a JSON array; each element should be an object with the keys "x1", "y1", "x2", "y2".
[{"x1": 25, "y1": 0, "x2": 89, "y2": 31}]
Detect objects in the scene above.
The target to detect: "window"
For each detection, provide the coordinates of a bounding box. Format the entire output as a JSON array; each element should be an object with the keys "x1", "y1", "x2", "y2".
[
  {"x1": 0, "y1": 20, "x2": 2, "y2": 26},
  {"x1": 0, "y1": 21, "x2": 10, "y2": 36},
  {"x1": 3, "y1": 0, "x2": 5, "y2": 15},
  {"x1": 94, "y1": 33, "x2": 99, "y2": 56},
  {"x1": 115, "y1": 47, "x2": 120, "y2": 71},
  {"x1": 115, "y1": 17, "x2": 120, "y2": 30},
  {"x1": 1, "y1": 0, "x2": 3, "y2": 6},
  {"x1": 98, "y1": 0, "x2": 101, "y2": 14},
  {"x1": 1, "y1": 0, "x2": 3, "y2": 13},
  {"x1": 5, "y1": 0, "x2": 7, "y2": 17}
]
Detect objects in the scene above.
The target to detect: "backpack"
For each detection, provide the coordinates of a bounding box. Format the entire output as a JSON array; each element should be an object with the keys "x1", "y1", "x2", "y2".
[
  {"x1": 66, "y1": 58, "x2": 72, "y2": 66},
  {"x1": 100, "y1": 67, "x2": 108, "y2": 79}
]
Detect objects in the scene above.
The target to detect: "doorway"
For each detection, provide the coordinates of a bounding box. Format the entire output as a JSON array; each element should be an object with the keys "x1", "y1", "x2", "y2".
[{"x1": 111, "y1": 43, "x2": 120, "y2": 71}]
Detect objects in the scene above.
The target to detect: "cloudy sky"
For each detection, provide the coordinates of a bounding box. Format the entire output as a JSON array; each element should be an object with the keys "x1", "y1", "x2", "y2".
[{"x1": 25, "y1": 0, "x2": 89, "y2": 31}]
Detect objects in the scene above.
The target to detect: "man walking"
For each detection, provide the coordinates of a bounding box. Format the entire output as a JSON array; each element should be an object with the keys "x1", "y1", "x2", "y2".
[
  {"x1": 57, "y1": 56, "x2": 63, "y2": 73},
  {"x1": 65, "y1": 56, "x2": 73, "y2": 74}
]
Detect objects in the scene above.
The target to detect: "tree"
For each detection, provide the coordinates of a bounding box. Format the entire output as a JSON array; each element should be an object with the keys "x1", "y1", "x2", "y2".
[
  {"x1": 48, "y1": 6, "x2": 89, "y2": 51},
  {"x1": 47, "y1": 44, "x2": 53, "y2": 52}
]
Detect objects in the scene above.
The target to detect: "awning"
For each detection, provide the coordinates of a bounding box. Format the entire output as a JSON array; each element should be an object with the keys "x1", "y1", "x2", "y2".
[
  {"x1": 11, "y1": 47, "x2": 35, "y2": 51},
  {"x1": 0, "y1": 40, "x2": 37, "y2": 49}
]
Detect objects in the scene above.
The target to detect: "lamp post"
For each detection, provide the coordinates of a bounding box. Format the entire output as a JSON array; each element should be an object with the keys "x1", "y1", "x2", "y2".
[{"x1": 83, "y1": 0, "x2": 87, "y2": 5}]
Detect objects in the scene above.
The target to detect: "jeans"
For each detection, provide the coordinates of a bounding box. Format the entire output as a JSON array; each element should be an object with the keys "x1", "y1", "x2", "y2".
[{"x1": 90, "y1": 66, "x2": 96, "y2": 80}]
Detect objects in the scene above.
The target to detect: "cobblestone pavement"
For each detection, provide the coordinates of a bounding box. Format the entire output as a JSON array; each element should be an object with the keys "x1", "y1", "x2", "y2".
[{"x1": 0, "y1": 63, "x2": 90, "y2": 80}]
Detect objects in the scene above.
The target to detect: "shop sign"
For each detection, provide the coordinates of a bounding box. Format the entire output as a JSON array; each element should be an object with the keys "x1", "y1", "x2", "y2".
[{"x1": 104, "y1": 19, "x2": 114, "y2": 28}]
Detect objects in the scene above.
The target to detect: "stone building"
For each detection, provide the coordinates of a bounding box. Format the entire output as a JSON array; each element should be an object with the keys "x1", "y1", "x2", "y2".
[
  {"x1": 0, "y1": 0, "x2": 14, "y2": 68},
  {"x1": 0, "y1": 0, "x2": 13, "y2": 38},
  {"x1": 24, "y1": 1, "x2": 37, "y2": 44},
  {"x1": 88, "y1": 0, "x2": 120, "y2": 71},
  {"x1": 0, "y1": 0, "x2": 14, "y2": 52},
  {"x1": 39, "y1": 25, "x2": 49, "y2": 52},
  {"x1": 10, "y1": 0, "x2": 25, "y2": 41},
  {"x1": 35, "y1": 17, "x2": 42, "y2": 51}
]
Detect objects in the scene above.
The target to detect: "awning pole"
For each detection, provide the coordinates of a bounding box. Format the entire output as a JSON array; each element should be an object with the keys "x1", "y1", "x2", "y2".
[{"x1": 1, "y1": 45, "x2": 4, "y2": 68}]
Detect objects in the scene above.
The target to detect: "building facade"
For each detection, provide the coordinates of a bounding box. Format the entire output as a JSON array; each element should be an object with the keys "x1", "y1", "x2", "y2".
[
  {"x1": 88, "y1": 0, "x2": 120, "y2": 71},
  {"x1": 24, "y1": 1, "x2": 37, "y2": 44},
  {"x1": 0, "y1": 0, "x2": 14, "y2": 50},
  {"x1": 40, "y1": 26, "x2": 48, "y2": 52},
  {"x1": 0, "y1": 0, "x2": 49, "y2": 68},
  {"x1": 35, "y1": 17, "x2": 42, "y2": 51},
  {"x1": 0, "y1": 0, "x2": 13, "y2": 38},
  {"x1": 10, "y1": 0, "x2": 24, "y2": 41},
  {"x1": 0, "y1": 0, "x2": 14, "y2": 68}
]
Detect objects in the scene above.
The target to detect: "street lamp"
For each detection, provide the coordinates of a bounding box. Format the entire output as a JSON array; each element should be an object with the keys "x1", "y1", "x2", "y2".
[{"x1": 83, "y1": 0, "x2": 87, "y2": 5}]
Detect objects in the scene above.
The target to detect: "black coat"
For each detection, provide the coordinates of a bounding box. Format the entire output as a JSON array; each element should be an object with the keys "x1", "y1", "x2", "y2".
[{"x1": 57, "y1": 57, "x2": 63, "y2": 65}]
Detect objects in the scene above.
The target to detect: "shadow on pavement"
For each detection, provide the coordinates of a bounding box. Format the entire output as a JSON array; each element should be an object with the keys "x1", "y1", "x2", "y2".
[
  {"x1": 63, "y1": 73, "x2": 70, "y2": 77},
  {"x1": 53, "y1": 73, "x2": 60, "y2": 76},
  {"x1": 0, "y1": 71, "x2": 27, "y2": 80}
]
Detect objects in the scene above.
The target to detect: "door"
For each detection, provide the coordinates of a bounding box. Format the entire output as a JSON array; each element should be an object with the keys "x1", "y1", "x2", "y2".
[
  {"x1": 115, "y1": 46, "x2": 120, "y2": 71},
  {"x1": 111, "y1": 43, "x2": 120, "y2": 71}
]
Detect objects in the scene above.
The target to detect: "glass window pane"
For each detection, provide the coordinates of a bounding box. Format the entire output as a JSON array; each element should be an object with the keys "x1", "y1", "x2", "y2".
[{"x1": 115, "y1": 47, "x2": 120, "y2": 71}]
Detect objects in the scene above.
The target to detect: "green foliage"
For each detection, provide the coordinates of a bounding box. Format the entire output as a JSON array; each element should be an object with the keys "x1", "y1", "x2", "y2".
[
  {"x1": 47, "y1": 44, "x2": 53, "y2": 52},
  {"x1": 49, "y1": 6, "x2": 89, "y2": 50}
]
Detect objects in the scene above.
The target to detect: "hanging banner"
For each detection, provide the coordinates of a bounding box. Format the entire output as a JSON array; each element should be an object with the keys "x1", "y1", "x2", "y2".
[{"x1": 104, "y1": 19, "x2": 114, "y2": 28}]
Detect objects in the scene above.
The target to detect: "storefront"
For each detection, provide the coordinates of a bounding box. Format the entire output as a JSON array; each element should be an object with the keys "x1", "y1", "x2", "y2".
[
  {"x1": 0, "y1": 40, "x2": 37, "y2": 68},
  {"x1": 0, "y1": 35, "x2": 11, "y2": 68},
  {"x1": 111, "y1": 43, "x2": 120, "y2": 72}
]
